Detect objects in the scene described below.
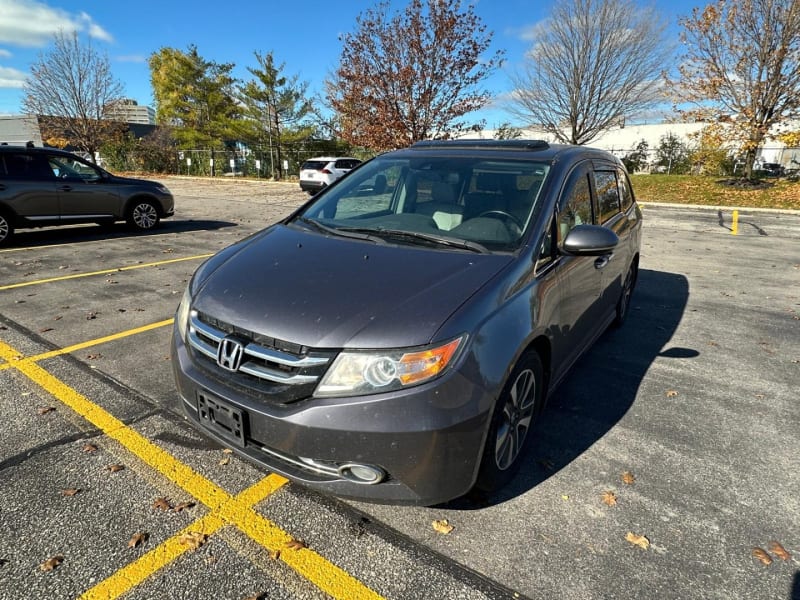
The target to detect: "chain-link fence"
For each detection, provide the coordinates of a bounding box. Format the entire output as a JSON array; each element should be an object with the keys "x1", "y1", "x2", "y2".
[{"x1": 172, "y1": 145, "x2": 374, "y2": 180}]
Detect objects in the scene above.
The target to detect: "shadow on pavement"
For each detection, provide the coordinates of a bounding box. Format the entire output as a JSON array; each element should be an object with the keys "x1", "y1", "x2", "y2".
[
  {"x1": 8, "y1": 218, "x2": 237, "y2": 248},
  {"x1": 449, "y1": 268, "x2": 691, "y2": 508}
]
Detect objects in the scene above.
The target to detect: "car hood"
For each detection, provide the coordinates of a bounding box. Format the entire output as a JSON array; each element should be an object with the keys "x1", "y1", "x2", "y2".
[
  {"x1": 108, "y1": 174, "x2": 164, "y2": 188},
  {"x1": 192, "y1": 224, "x2": 513, "y2": 349}
]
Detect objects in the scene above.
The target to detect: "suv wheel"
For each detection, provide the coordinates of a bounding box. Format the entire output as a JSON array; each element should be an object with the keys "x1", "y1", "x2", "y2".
[
  {"x1": 0, "y1": 212, "x2": 13, "y2": 247},
  {"x1": 475, "y1": 350, "x2": 544, "y2": 493},
  {"x1": 127, "y1": 200, "x2": 160, "y2": 231}
]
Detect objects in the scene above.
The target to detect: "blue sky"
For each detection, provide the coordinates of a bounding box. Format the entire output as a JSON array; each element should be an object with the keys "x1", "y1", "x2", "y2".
[{"x1": 0, "y1": 0, "x2": 700, "y2": 128}]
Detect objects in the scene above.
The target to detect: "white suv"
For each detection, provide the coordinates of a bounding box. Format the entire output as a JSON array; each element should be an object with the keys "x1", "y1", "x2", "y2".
[{"x1": 299, "y1": 156, "x2": 361, "y2": 193}]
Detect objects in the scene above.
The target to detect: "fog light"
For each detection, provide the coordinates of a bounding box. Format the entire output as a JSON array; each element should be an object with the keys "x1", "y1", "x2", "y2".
[{"x1": 338, "y1": 463, "x2": 385, "y2": 485}]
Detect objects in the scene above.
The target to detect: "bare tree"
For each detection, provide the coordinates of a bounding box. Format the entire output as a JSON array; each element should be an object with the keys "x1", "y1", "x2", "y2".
[
  {"x1": 326, "y1": 0, "x2": 504, "y2": 152},
  {"x1": 22, "y1": 31, "x2": 125, "y2": 161},
  {"x1": 510, "y1": 0, "x2": 670, "y2": 145},
  {"x1": 676, "y1": 0, "x2": 800, "y2": 179}
]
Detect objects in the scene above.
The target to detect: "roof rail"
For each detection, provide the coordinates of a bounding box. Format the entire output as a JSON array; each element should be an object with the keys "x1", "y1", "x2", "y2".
[{"x1": 410, "y1": 139, "x2": 550, "y2": 151}]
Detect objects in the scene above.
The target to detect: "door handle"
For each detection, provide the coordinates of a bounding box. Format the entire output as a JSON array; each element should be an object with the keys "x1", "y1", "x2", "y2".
[{"x1": 58, "y1": 185, "x2": 73, "y2": 192}]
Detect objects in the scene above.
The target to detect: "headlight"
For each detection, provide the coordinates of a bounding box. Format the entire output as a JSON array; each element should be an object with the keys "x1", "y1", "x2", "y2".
[
  {"x1": 315, "y1": 336, "x2": 464, "y2": 397},
  {"x1": 176, "y1": 285, "x2": 192, "y2": 340}
]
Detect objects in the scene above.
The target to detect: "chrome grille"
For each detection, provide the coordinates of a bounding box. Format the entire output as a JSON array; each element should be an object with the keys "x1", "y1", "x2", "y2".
[{"x1": 187, "y1": 311, "x2": 331, "y2": 387}]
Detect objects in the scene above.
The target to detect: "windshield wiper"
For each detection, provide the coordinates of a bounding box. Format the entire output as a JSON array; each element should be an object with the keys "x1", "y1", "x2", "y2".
[
  {"x1": 338, "y1": 227, "x2": 489, "y2": 254},
  {"x1": 295, "y1": 217, "x2": 384, "y2": 243}
]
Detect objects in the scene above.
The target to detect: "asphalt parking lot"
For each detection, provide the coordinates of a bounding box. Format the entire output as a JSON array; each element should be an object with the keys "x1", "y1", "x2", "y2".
[{"x1": 1, "y1": 177, "x2": 798, "y2": 600}]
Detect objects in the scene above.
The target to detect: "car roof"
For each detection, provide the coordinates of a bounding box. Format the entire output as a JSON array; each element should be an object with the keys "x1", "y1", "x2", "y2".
[
  {"x1": 402, "y1": 139, "x2": 622, "y2": 166},
  {"x1": 304, "y1": 156, "x2": 359, "y2": 162},
  {"x1": 0, "y1": 144, "x2": 80, "y2": 158}
]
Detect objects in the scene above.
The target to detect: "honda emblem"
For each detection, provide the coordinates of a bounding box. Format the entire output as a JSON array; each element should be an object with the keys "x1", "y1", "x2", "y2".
[{"x1": 217, "y1": 337, "x2": 244, "y2": 371}]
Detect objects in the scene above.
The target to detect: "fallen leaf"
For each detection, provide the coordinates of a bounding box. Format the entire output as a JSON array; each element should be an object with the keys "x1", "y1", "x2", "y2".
[
  {"x1": 768, "y1": 541, "x2": 791, "y2": 561},
  {"x1": 40, "y1": 555, "x2": 64, "y2": 571},
  {"x1": 622, "y1": 471, "x2": 636, "y2": 485},
  {"x1": 561, "y1": 494, "x2": 570, "y2": 500},
  {"x1": 665, "y1": 390, "x2": 679, "y2": 398},
  {"x1": 432, "y1": 519, "x2": 454, "y2": 534},
  {"x1": 268, "y1": 549, "x2": 281, "y2": 560},
  {"x1": 219, "y1": 457, "x2": 230, "y2": 466},
  {"x1": 173, "y1": 501, "x2": 196, "y2": 513},
  {"x1": 61, "y1": 488, "x2": 80, "y2": 497},
  {"x1": 128, "y1": 532, "x2": 147, "y2": 548},
  {"x1": 82, "y1": 443, "x2": 98, "y2": 453},
  {"x1": 39, "y1": 327, "x2": 54, "y2": 333},
  {"x1": 152, "y1": 497, "x2": 172, "y2": 511},
  {"x1": 625, "y1": 532, "x2": 650, "y2": 550},
  {"x1": 601, "y1": 491, "x2": 617, "y2": 506},
  {"x1": 37, "y1": 406, "x2": 56, "y2": 415},
  {"x1": 86, "y1": 354, "x2": 102, "y2": 360},
  {"x1": 244, "y1": 593, "x2": 267, "y2": 600},
  {"x1": 752, "y1": 547, "x2": 773, "y2": 565},
  {"x1": 54, "y1": 315, "x2": 63, "y2": 321},
  {"x1": 222, "y1": 448, "x2": 233, "y2": 454},
  {"x1": 285, "y1": 538, "x2": 307, "y2": 551},
  {"x1": 86, "y1": 312, "x2": 97, "y2": 320},
  {"x1": 179, "y1": 531, "x2": 207, "y2": 551},
  {"x1": 107, "y1": 464, "x2": 125, "y2": 473}
]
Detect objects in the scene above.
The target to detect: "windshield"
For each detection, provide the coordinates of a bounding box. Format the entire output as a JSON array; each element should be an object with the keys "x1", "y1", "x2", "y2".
[{"x1": 297, "y1": 155, "x2": 550, "y2": 252}]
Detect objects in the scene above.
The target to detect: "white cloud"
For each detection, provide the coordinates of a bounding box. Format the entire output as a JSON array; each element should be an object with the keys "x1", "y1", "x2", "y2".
[
  {"x1": 0, "y1": 0, "x2": 114, "y2": 47},
  {"x1": 0, "y1": 65, "x2": 27, "y2": 88},
  {"x1": 0, "y1": 49, "x2": 12, "y2": 58}
]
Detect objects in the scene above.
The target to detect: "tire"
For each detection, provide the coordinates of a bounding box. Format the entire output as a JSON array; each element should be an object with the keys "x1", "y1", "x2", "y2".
[
  {"x1": 475, "y1": 350, "x2": 544, "y2": 493},
  {"x1": 614, "y1": 259, "x2": 638, "y2": 328},
  {"x1": 126, "y1": 200, "x2": 160, "y2": 231},
  {"x1": 0, "y1": 211, "x2": 13, "y2": 247}
]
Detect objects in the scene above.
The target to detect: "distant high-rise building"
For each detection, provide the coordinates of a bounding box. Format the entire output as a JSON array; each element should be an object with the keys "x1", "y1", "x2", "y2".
[{"x1": 105, "y1": 99, "x2": 156, "y2": 125}]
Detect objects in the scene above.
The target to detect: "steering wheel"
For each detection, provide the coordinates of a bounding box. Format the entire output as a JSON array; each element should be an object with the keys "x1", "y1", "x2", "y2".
[{"x1": 477, "y1": 210, "x2": 524, "y2": 234}]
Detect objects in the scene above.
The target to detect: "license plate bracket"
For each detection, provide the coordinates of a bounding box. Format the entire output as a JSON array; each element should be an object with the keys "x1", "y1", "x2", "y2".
[{"x1": 197, "y1": 392, "x2": 246, "y2": 446}]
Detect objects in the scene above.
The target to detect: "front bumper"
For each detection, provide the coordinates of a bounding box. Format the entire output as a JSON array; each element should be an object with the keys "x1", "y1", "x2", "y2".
[{"x1": 171, "y1": 327, "x2": 493, "y2": 506}]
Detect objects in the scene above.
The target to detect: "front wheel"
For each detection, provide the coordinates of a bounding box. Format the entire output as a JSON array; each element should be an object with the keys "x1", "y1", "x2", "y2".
[
  {"x1": 126, "y1": 200, "x2": 160, "y2": 231},
  {"x1": 0, "y1": 212, "x2": 13, "y2": 247},
  {"x1": 475, "y1": 350, "x2": 544, "y2": 493}
]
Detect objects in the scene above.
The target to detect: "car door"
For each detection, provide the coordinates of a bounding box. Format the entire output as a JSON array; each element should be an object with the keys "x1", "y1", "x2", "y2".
[
  {"x1": 549, "y1": 161, "x2": 608, "y2": 371},
  {"x1": 50, "y1": 154, "x2": 120, "y2": 220},
  {"x1": 0, "y1": 151, "x2": 60, "y2": 222},
  {"x1": 591, "y1": 163, "x2": 641, "y2": 321}
]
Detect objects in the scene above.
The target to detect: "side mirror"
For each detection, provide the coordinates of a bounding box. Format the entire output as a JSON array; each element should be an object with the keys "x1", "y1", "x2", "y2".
[{"x1": 562, "y1": 224, "x2": 619, "y2": 256}]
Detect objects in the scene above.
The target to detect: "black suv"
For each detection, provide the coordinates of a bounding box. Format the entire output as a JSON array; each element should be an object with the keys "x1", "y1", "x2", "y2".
[
  {"x1": 0, "y1": 144, "x2": 174, "y2": 246},
  {"x1": 172, "y1": 140, "x2": 642, "y2": 505}
]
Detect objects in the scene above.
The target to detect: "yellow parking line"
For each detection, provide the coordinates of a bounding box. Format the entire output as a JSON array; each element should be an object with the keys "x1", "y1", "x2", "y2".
[
  {"x1": 28, "y1": 319, "x2": 175, "y2": 362},
  {"x1": 0, "y1": 254, "x2": 212, "y2": 291},
  {"x1": 80, "y1": 513, "x2": 228, "y2": 600},
  {"x1": 0, "y1": 339, "x2": 384, "y2": 600}
]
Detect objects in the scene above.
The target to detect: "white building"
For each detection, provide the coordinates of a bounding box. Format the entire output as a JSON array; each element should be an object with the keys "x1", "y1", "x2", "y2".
[{"x1": 105, "y1": 100, "x2": 156, "y2": 125}]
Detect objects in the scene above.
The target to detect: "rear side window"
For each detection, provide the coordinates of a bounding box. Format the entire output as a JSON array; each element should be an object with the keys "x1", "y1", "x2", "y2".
[
  {"x1": 617, "y1": 169, "x2": 633, "y2": 211},
  {"x1": 1, "y1": 152, "x2": 55, "y2": 180},
  {"x1": 594, "y1": 170, "x2": 620, "y2": 224},
  {"x1": 302, "y1": 161, "x2": 328, "y2": 171},
  {"x1": 335, "y1": 159, "x2": 360, "y2": 169}
]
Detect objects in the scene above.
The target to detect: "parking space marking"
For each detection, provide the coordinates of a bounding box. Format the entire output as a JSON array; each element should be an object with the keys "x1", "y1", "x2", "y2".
[
  {"x1": 0, "y1": 337, "x2": 384, "y2": 600},
  {"x1": 0, "y1": 254, "x2": 213, "y2": 291}
]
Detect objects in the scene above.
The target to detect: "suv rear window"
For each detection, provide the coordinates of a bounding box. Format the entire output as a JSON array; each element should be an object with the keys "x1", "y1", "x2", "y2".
[{"x1": 302, "y1": 161, "x2": 328, "y2": 171}]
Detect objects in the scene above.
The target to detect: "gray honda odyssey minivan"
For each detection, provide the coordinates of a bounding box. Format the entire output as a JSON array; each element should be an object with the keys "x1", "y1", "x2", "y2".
[{"x1": 172, "y1": 140, "x2": 642, "y2": 505}]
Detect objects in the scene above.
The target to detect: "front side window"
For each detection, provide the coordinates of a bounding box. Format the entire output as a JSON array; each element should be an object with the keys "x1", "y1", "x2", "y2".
[
  {"x1": 297, "y1": 156, "x2": 550, "y2": 253},
  {"x1": 558, "y1": 168, "x2": 593, "y2": 242},
  {"x1": 48, "y1": 155, "x2": 102, "y2": 181}
]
